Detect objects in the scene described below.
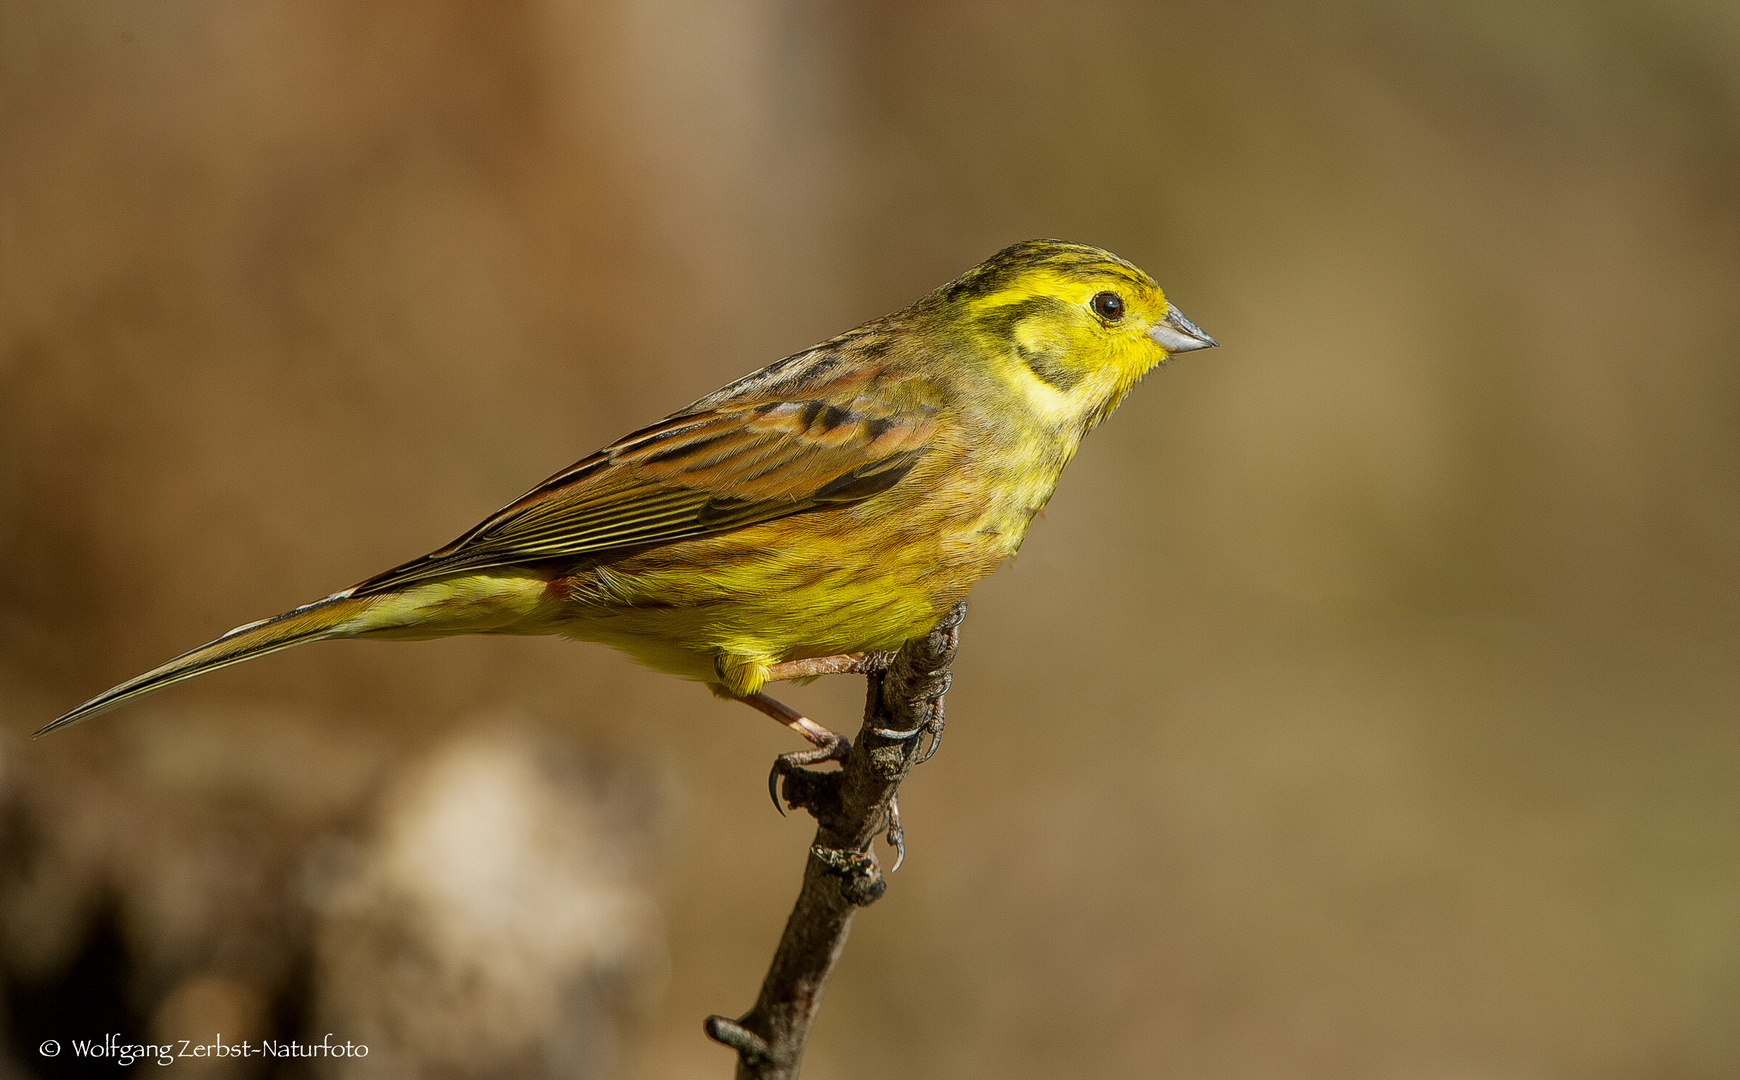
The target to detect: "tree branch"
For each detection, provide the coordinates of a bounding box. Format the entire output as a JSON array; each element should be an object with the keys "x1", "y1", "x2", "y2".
[{"x1": 705, "y1": 601, "x2": 965, "y2": 1079}]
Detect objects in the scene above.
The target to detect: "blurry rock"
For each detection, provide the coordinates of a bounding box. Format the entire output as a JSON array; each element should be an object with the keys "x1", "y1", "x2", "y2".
[
  {"x1": 0, "y1": 706, "x2": 665, "y2": 1079},
  {"x1": 306, "y1": 721, "x2": 665, "y2": 1079}
]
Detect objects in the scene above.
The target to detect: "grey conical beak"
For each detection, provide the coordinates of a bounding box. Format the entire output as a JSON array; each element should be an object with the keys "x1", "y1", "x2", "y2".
[{"x1": 1148, "y1": 305, "x2": 1218, "y2": 352}]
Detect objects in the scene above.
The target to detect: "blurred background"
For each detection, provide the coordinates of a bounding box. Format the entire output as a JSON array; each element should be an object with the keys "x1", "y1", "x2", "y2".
[{"x1": 3, "y1": 0, "x2": 1739, "y2": 1077}]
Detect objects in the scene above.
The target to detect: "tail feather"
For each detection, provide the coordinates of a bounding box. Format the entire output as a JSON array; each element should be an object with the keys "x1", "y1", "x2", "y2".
[{"x1": 36, "y1": 594, "x2": 374, "y2": 737}]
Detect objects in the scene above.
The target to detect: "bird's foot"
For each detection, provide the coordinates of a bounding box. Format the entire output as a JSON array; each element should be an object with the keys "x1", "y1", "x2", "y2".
[
  {"x1": 739, "y1": 692, "x2": 852, "y2": 814},
  {"x1": 867, "y1": 694, "x2": 946, "y2": 765},
  {"x1": 767, "y1": 729, "x2": 851, "y2": 815}
]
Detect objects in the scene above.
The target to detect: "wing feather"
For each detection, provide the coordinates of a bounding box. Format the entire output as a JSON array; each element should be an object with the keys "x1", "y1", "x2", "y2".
[{"x1": 348, "y1": 360, "x2": 944, "y2": 596}]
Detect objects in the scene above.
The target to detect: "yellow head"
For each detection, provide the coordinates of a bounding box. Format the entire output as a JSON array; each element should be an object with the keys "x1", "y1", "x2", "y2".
[{"x1": 923, "y1": 239, "x2": 1216, "y2": 430}]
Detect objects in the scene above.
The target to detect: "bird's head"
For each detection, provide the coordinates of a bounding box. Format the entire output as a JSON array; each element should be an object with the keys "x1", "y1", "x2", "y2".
[{"x1": 929, "y1": 238, "x2": 1216, "y2": 429}]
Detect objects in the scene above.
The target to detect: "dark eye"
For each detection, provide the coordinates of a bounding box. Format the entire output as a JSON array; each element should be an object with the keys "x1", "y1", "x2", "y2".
[{"x1": 1091, "y1": 291, "x2": 1125, "y2": 322}]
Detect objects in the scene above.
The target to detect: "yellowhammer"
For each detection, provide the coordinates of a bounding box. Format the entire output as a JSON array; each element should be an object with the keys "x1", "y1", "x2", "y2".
[{"x1": 40, "y1": 239, "x2": 1216, "y2": 774}]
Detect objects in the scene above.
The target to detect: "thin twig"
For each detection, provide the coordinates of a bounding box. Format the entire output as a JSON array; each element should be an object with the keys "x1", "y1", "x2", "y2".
[{"x1": 705, "y1": 601, "x2": 965, "y2": 1079}]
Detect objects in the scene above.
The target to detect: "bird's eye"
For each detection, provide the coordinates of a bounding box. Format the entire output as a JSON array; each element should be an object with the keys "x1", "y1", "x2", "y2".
[{"x1": 1091, "y1": 291, "x2": 1125, "y2": 322}]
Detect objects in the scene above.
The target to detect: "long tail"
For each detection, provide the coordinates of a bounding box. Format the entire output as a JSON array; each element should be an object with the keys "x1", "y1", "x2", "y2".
[{"x1": 36, "y1": 594, "x2": 378, "y2": 736}]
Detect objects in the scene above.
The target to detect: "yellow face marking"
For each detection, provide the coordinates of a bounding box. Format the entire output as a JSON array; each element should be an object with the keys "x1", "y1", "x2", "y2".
[{"x1": 954, "y1": 253, "x2": 1174, "y2": 433}]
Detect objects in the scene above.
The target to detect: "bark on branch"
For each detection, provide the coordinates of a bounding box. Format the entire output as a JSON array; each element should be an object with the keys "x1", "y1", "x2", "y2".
[{"x1": 704, "y1": 601, "x2": 965, "y2": 1079}]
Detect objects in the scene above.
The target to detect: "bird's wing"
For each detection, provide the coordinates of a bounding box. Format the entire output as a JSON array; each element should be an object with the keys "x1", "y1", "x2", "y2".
[{"x1": 348, "y1": 363, "x2": 943, "y2": 596}]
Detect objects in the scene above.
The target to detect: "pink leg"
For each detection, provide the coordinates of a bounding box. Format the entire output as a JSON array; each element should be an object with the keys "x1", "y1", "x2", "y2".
[
  {"x1": 763, "y1": 652, "x2": 881, "y2": 682},
  {"x1": 739, "y1": 691, "x2": 845, "y2": 750}
]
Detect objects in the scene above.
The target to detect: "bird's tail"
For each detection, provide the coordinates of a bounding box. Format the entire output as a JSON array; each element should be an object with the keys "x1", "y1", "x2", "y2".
[{"x1": 36, "y1": 593, "x2": 377, "y2": 737}]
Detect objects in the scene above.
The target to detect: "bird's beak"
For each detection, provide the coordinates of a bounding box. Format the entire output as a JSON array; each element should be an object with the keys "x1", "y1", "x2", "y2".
[{"x1": 1148, "y1": 305, "x2": 1218, "y2": 352}]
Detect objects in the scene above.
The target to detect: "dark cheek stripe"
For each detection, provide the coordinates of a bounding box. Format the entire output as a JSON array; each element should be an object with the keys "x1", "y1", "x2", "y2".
[
  {"x1": 976, "y1": 295, "x2": 1085, "y2": 391},
  {"x1": 1017, "y1": 343, "x2": 1084, "y2": 390}
]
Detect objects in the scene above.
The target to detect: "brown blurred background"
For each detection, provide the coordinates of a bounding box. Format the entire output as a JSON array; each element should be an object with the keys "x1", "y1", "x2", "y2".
[{"x1": 3, "y1": 1, "x2": 1739, "y2": 1077}]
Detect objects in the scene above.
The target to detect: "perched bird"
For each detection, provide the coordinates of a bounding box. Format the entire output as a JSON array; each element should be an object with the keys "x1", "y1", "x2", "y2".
[{"x1": 40, "y1": 239, "x2": 1216, "y2": 774}]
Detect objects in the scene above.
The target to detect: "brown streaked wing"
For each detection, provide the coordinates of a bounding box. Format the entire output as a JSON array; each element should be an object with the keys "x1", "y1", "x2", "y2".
[{"x1": 348, "y1": 370, "x2": 942, "y2": 596}]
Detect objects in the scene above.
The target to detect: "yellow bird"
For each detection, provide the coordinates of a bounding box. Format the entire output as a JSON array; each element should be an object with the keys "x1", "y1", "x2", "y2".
[{"x1": 40, "y1": 239, "x2": 1215, "y2": 772}]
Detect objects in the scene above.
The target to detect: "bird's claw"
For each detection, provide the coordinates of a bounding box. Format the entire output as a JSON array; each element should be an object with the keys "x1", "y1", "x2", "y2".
[
  {"x1": 766, "y1": 732, "x2": 852, "y2": 814},
  {"x1": 866, "y1": 699, "x2": 945, "y2": 765},
  {"x1": 885, "y1": 794, "x2": 905, "y2": 872},
  {"x1": 866, "y1": 725, "x2": 920, "y2": 740},
  {"x1": 915, "y1": 708, "x2": 945, "y2": 765}
]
